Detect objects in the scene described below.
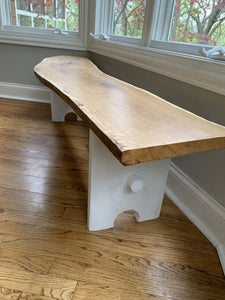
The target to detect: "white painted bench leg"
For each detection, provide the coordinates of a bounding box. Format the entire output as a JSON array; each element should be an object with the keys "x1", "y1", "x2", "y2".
[
  {"x1": 50, "y1": 91, "x2": 82, "y2": 122},
  {"x1": 88, "y1": 130, "x2": 171, "y2": 231}
]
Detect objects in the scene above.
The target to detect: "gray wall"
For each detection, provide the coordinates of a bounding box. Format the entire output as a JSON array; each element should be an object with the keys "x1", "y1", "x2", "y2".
[
  {"x1": 90, "y1": 53, "x2": 225, "y2": 207},
  {"x1": 0, "y1": 43, "x2": 88, "y2": 86}
]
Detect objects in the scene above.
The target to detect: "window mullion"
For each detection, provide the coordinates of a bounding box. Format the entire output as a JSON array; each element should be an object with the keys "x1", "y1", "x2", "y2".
[
  {"x1": 44, "y1": 0, "x2": 46, "y2": 29},
  {"x1": 149, "y1": 0, "x2": 175, "y2": 43},
  {"x1": 142, "y1": 0, "x2": 155, "y2": 47},
  {"x1": 64, "y1": 0, "x2": 67, "y2": 31},
  {"x1": 94, "y1": 0, "x2": 113, "y2": 35},
  {"x1": 106, "y1": 0, "x2": 114, "y2": 35},
  {"x1": 0, "y1": 0, "x2": 11, "y2": 27}
]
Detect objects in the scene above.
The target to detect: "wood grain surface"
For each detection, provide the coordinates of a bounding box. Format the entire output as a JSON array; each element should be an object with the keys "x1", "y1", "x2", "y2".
[
  {"x1": 0, "y1": 287, "x2": 54, "y2": 300},
  {"x1": 34, "y1": 56, "x2": 225, "y2": 165},
  {"x1": 0, "y1": 98, "x2": 225, "y2": 299}
]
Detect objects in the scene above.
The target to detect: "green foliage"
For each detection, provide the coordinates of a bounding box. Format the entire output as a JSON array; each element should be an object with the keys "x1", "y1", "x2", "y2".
[
  {"x1": 114, "y1": 0, "x2": 146, "y2": 37},
  {"x1": 65, "y1": 0, "x2": 79, "y2": 31},
  {"x1": 11, "y1": 0, "x2": 79, "y2": 32},
  {"x1": 169, "y1": 0, "x2": 225, "y2": 46}
]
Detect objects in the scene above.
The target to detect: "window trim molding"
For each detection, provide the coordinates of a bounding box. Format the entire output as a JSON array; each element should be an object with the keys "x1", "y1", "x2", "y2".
[
  {"x1": 0, "y1": 0, "x2": 89, "y2": 50},
  {"x1": 149, "y1": 0, "x2": 174, "y2": 42},
  {"x1": 89, "y1": 0, "x2": 225, "y2": 96},
  {"x1": 94, "y1": 0, "x2": 148, "y2": 46},
  {"x1": 89, "y1": 39, "x2": 225, "y2": 96}
]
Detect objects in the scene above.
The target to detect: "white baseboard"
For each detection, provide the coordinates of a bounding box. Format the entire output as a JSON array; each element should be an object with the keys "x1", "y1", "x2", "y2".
[
  {"x1": 217, "y1": 243, "x2": 225, "y2": 275},
  {"x1": 165, "y1": 162, "x2": 225, "y2": 275},
  {"x1": 0, "y1": 81, "x2": 50, "y2": 103}
]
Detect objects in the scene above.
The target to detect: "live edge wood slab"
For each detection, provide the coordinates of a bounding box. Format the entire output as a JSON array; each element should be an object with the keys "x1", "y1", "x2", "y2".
[
  {"x1": 34, "y1": 56, "x2": 225, "y2": 166},
  {"x1": 35, "y1": 56, "x2": 225, "y2": 231}
]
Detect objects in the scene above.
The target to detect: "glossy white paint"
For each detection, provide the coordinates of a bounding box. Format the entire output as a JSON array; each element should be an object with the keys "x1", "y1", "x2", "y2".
[
  {"x1": 217, "y1": 243, "x2": 225, "y2": 276},
  {"x1": 166, "y1": 162, "x2": 225, "y2": 275},
  {"x1": 88, "y1": 130, "x2": 171, "y2": 231},
  {"x1": 0, "y1": 81, "x2": 50, "y2": 103},
  {"x1": 0, "y1": 0, "x2": 89, "y2": 50},
  {"x1": 127, "y1": 175, "x2": 144, "y2": 193}
]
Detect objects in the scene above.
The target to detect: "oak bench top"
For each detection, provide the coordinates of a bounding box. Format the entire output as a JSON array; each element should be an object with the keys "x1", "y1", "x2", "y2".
[{"x1": 34, "y1": 56, "x2": 225, "y2": 166}]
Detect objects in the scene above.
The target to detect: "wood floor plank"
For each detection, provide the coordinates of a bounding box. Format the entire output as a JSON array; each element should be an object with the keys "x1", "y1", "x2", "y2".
[
  {"x1": 0, "y1": 216, "x2": 216, "y2": 258},
  {"x1": 0, "y1": 122, "x2": 88, "y2": 150},
  {"x1": 0, "y1": 136, "x2": 88, "y2": 164},
  {"x1": 0, "y1": 189, "x2": 87, "y2": 224},
  {"x1": 0, "y1": 98, "x2": 51, "y2": 120},
  {"x1": 0, "y1": 267, "x2": 77, "y2": 300},
  {"x1": 1, "y1": 230, "x2": 224, "y2": 289},
  {"x1": 0, "y1": 205, "x2": 218, "y2": 257},
  {"x1": 0, "y1": 187, "x2": 87, "y2": 208},
  {"x1": 0, "y1": 287, "x2": 54, "y2": 300},
  {"x1": 0, "y1": 172, "x2": 87, "y2": 199},
  {"x1": 0, "y1": 198, "x2": 65, "y2": 220},
  {"x1": 0, "y1": 158, "x2": 88, "y2": 180},
  {"x1": 0, "y1": 154, "x2": 88, "y2": 173},
  {"x1": 0, "y1": 117, "x2": 88, "y2": 138},
  {"x1": 0, "y1": 99, "x2": 224, "y2": 300},
  {"x1": 50, "y1": 257, "x2": 225, "y2": 299},
  {"x1": 0, "y1": 248, "x2": 53, "y2": 275},
  {"x1": 73, "y1": 281, "x2": 156, "y2": 300}
]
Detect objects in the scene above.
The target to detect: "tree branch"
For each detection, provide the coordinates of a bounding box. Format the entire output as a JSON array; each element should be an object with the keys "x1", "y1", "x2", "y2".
[{"x1": 113, "y1": 0, "x2": 129, "y2": 32}]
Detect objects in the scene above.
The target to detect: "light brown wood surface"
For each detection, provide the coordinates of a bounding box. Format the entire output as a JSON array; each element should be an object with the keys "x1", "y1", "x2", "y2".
[
  {"x1": 34, "y1": 56, "x2": 225, "y2": 165},
  {"x1": 0, "y1": 98, "x2": 225, "y2": 299}
]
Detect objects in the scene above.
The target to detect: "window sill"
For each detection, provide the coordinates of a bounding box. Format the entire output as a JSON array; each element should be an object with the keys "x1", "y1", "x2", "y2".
[
  {"x1": 0, "y1": 27, "x2": 87, "y2": 50},
  {"x1": 89, "y1": 39, "x2": 225, "y2": 96}
]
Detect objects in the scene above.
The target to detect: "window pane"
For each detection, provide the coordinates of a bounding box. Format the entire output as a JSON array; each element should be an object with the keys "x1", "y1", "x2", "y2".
[
  {"x1": 169, "y1": 0, "x2": 225, "y2": 46},
  {"x1": 65, "y1": 0, "x2": 79, "y2": 31},
  {"x1": 18, "y1": 15, "x2": 32, "y2": 26},
  {"x1": 9, "y1": 0, "x2": 79, "y2": 32},
  {"x1": 46, "y1": 0, "x2": 55, "y2": 18},
  {"x1": 57, "y1": 0, "x2": 65, "y2": 19},
  {"x1": 113, "y1": 0, "x2": 146, "y2": 37},
  {"x1": 33, "y1": 18, "x2": 45, "y2": 28},
  {"x1": 16, "y1": 0, "x2": 31, "y2": 11}
]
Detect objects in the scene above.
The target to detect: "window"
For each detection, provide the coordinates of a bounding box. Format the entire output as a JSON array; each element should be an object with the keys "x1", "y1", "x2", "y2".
[
  {"x1": 169, "y1": 0, "x2": 225, "y2": 47},
  {"x1": 9, "y1": 0, "x2": 79, "y2": 32},
  {"x1": 0, "y1": 0, "x2": 88, "y2": 49},
  {"x1": 113, "y1": 0, "x2": 146, "y2": 38},
  {"x1": 90, "y1": 0, "x2": 225, "y2": 97},
  {"x1": 151, "y1": 0, "x2": 225, "y2": 58},
  {"x1": 92, "y1": 0, "x2": 225, "y2": 57}
]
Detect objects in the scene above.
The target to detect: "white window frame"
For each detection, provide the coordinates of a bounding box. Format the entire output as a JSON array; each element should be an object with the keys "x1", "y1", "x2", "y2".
[
  {"x1": 148, "y1": 0, "x2": 216, "y2": 56},
  {"x1": 93, "y1": 0, "x2": 153, "y2": 46},
  {"x1": 110, "y1": 0, "x2": 148, "y2": 46},
  {"x1": 92, "y1": 0, "x2": 218, "y2": 55},
  {"x1": 0, "y1": 0, "x2": 89, "y2": 50},
  {"x1": 89, "y1": 0, "x2": 225, "y2": 96}
]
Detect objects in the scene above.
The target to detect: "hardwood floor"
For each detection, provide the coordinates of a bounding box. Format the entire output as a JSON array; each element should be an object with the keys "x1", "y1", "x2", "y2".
[{"x1": 0, "y1": 98, "x2": 224, "y2": 300}]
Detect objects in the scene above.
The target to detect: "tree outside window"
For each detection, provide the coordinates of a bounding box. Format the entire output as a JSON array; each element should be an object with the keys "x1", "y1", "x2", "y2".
[
  {"x1": 169, "y1": 0, "x2": 225, "y2": 46},
  {"x1": 9, "y1": 0, "x2": 79, "y2": 32},
  {"x1": 113, "y1": 0, "x2": 146, "y2": 38}
]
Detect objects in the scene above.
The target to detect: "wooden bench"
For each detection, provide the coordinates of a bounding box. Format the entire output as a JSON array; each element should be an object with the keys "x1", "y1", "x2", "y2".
[{"x1": 34, "y1": 56, "x2": 225, "y2": 231}]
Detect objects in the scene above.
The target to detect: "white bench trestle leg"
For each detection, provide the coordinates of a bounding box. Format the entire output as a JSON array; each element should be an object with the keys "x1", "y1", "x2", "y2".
[
  {"x1": 50, "y1": 91, "x2": 82, "y2": 122},
  {"x1": 88, "y1": 130, "x2": 171, "y2": 231}
]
